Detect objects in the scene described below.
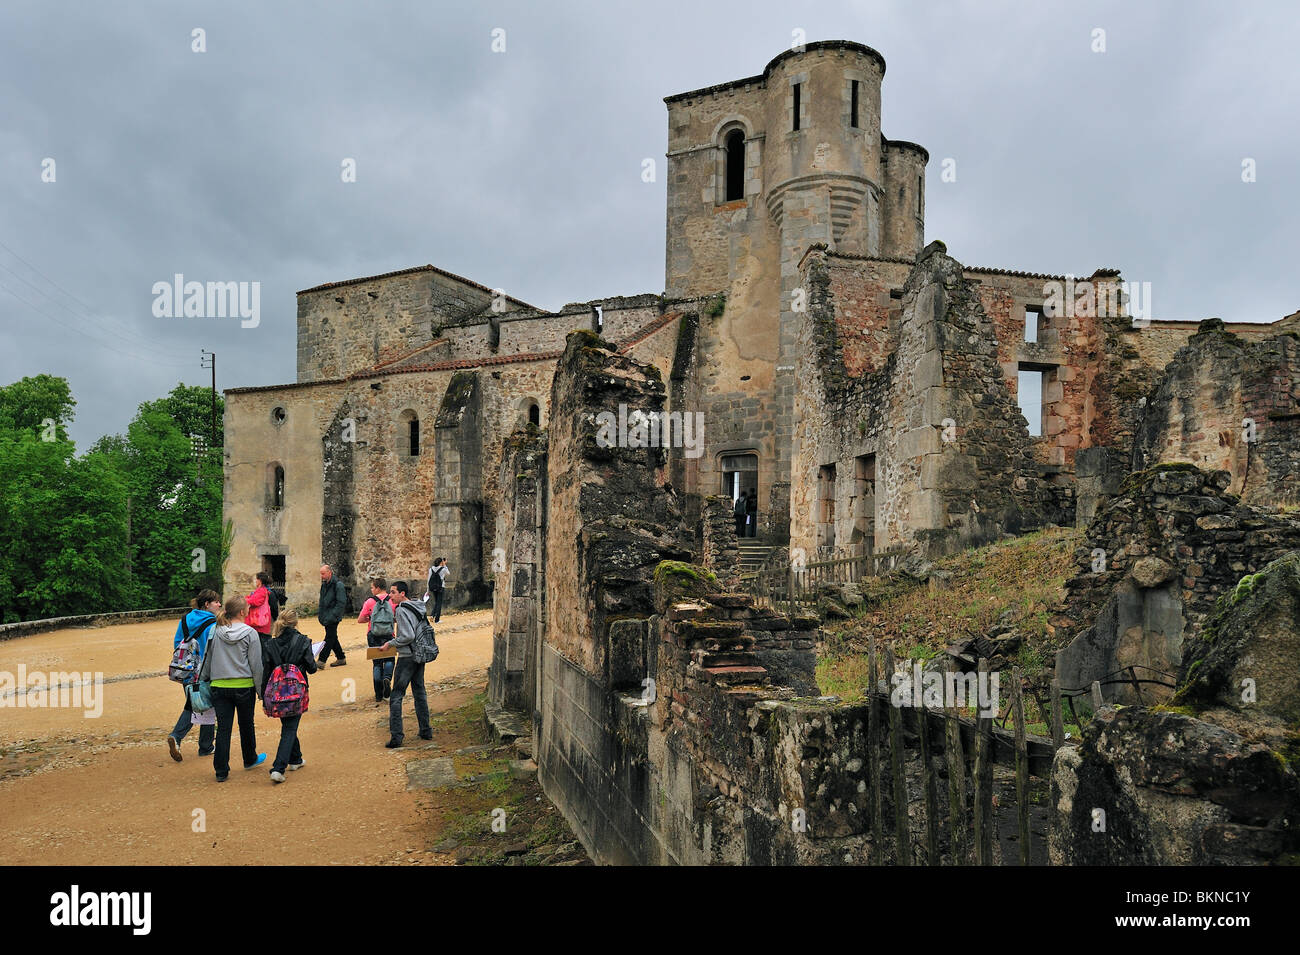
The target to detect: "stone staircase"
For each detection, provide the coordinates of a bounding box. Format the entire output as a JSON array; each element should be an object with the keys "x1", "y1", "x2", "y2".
[
  {"x1": 736, "y1": 541, "x2": 778, "y2": 574},
  {"x1": 671, "y1": 600, "x2": 769, "y2": 687}
]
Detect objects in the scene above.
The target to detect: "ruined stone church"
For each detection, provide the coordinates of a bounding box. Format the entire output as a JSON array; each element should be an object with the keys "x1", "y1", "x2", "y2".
[{"x1": 223, "y1": 39, "x2": 1298, "y2": 612}]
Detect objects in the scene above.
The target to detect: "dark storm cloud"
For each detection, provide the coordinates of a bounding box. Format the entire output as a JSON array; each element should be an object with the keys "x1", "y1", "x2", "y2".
[{"x1": 1, "y1": 0, "x2": 1294, "y2": 448}]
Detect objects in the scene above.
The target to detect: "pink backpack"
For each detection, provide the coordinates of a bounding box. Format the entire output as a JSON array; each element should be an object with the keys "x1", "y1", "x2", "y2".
[{"x1": 262, "y1": 639, "x2": 309, "y2": 718}]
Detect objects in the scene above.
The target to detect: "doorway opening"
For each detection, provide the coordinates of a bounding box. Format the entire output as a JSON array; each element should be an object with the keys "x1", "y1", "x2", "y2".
[{"x1": 720, "y1": 452, "x2": 759, "y2": 538}]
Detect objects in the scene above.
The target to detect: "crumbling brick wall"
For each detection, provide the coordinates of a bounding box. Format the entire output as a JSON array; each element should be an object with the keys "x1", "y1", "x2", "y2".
[
  {"x1": 1133, "y1": 319, "x2": 1300, "y2": 508},
  {"x1": 792, "y1": 241, "x2": 1061, "y2": 560}
]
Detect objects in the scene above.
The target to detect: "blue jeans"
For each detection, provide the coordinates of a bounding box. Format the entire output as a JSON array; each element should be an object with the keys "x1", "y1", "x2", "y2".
[
  {"x1": 211, "y1": 685, "x2": 258, "y2": 778},
  {"x1": 272, "y1": 714, "x2": 303, "y2": 774},
  {"x1": 372, "y1": 657, "x2": 394, "y2": 701},
  {"x1": 170, "y1": 684, "x2": 215, "y2": 753},
  {"x1": 388, "y1": 657, "x2": 430, "y2": 742}
]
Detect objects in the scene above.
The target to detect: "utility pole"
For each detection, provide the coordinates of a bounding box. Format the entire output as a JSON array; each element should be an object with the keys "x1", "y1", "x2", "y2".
[{"x1": 200, "y1": 350, "x2": 216, "y2": 444}]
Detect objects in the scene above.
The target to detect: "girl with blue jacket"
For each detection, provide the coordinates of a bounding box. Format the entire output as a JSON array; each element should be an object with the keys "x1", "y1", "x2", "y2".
[{"x1": 166, "y1": 589, "x2": 221, "y2": 762}]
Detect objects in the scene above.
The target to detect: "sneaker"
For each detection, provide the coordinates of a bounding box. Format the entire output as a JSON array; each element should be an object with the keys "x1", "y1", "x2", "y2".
[
  {"x1": 197, "y1": 747, "x2": 215, "y2": 757},
  {"x1": 385, "y1": 737, "x2": 403, "y2": 748},
  {"x1": 270, "y1": 771, "x2": 285, "y2": 783},
  {"x1": 383, "y1": 687, "x2": 391, "y2": 699},
  {"x1": 244, "y1": 753, "x2": 267, "y2": 769},
  {"x1": 215, "y1": 774, "x2": 228, "y2": 783},
  {"x1": 330, "y1": 658, "x2": 347, "y2": 667},
  {"x1": 419, "y1": 731, "x2": 433, "y2": 741},
  {"x1": 288, "y1": 760, "x2": 305, "y2": 771},
  {"x1": 167, "y1": 736, "x2": 182, "y2": 763}
]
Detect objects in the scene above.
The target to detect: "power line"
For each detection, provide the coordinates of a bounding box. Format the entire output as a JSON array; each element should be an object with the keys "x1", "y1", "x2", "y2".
[
  {"x1": 0, "y1": 279, "x2": 195, "y2": 368},
  {"x1": 0, "y1": 239, "x2": 199, "y2": 363}
]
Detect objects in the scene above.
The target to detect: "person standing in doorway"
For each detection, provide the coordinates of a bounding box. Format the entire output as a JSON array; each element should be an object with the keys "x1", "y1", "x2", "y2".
[
  {"x1": 317, "y1": 564, "x2": 347, "y2": 667},
  {"x1": 734, "y1": 493, "x2": 747, "y2": 537},
  {"x1": 745, "y1": 488, "x2": 758, "y2": 538}
]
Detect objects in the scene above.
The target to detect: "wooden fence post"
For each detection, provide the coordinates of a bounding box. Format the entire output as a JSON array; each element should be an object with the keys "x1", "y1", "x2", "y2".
[
  {"x1": 945, "y1": 665, "x2": 968, "y2": 865},
  {"x1": 868, "y1": 638, "x2": 883, "y2": 865},
  {"x1": 1049, "y1": 676, "x2": 1065, "y2": 750},
  {"x1": 884, "y1": 647, "x2": 910, "y2": 866},
  {"x1": 918, "y1": 694, "x2": 939, "y2": 865},
  {"x1": 973, "y1": 660, "x2": 993, "y2": 865},
  {"x1": 1012, "y1": 666, "x2": 1030, "y2": 867}
]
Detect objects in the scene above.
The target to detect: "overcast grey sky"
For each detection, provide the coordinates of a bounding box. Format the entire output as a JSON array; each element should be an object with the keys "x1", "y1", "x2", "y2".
[{"x1": 2, "y1": 0, "x2": 1296, "y2": 449}]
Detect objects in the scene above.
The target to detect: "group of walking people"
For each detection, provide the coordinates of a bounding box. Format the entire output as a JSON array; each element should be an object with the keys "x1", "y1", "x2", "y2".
[{"x1": 165, "y1": 559, "x2": 448, "y2": 782}]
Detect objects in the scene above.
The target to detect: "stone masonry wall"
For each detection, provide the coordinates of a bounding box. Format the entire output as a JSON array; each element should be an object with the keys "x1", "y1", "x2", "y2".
[
  {"x1": 1133, "y1": 319, "x2": 1300, "y2": 508},
  {"x1": 791, "y1": 241, "x2": 1059, "y2": 560},
  {"x1": 1055, "y1": 464, "x2": 1300, "y2": 705}
]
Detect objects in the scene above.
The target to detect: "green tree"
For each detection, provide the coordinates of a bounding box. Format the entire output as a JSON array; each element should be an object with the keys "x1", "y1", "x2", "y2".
[
  {"x1": 0, "y1": 410, "x2": 134, "y2": 621},
  {"x1": 92, "y1": 384, "x2": 225, "y2": 607},
  {"x1": 0, "y1": 377, "x2": 224, "y2": 621},
  {"x1": 0, "y1": 374, "x2": 75, "y2": 438}
]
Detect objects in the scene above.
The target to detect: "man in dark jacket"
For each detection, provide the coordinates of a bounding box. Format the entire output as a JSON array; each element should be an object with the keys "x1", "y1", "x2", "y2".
[{"x1": 317, "y1": 564, "x2": 348, "y2": 667}]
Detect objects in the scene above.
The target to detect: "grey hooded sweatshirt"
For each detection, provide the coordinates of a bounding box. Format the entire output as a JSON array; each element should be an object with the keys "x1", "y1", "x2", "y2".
[
  {"x1": 392, "y1": 597, "x2": 428, "y2": 659},
  {"x1": 204, "y1": 620, "x2": 264, "y2": 689}
]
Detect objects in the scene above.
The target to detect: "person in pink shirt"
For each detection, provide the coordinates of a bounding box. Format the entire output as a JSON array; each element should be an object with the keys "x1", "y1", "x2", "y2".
[
  {"x1": 246, "y1": 572, "x2": 273, "y2": 637},
  {"x1": 357, "y1": 577, "x2": 395, "y2": 703}
]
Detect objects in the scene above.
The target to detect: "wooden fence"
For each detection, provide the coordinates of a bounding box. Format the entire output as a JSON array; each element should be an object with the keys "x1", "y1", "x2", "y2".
[
  {"x1": 736, "y1": 546, "x2": 1132, "y2": 863},
  {"x1": 741, "y1": 547, "x2": 905, "y2": 615},
  {"x1": 862, "y1": 639, "x2": 1080, "y2": 865}
]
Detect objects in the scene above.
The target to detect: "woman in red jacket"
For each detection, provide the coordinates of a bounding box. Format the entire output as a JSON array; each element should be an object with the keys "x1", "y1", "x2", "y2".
[{"x1": 247, "y1": 572, "x2": 274, "y2": 637}]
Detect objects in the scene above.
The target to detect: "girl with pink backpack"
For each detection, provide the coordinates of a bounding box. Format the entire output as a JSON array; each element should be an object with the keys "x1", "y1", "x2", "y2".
[{"x1": 260, "y1": 608, "x2": 317, "y2": 783}]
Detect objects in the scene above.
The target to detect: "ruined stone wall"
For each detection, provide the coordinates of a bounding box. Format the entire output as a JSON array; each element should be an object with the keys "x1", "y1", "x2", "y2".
[
  {"x1": 1055, "y1": 464, "x2": 1300, "y2": 705},
  {"x1": 820, "y1": 254, "x2": 910, "y2": 377},
  {"x1": 792, "y1": 242, "x2": 1059, "y2": 561},
  {"x1": 971, "y1": 270, "x2": 1120, "y2": 470},
  {"x1": 1133, "y1": 320, "x2": 1300, "y2": 508},
  {"x1": 490, "y1": 430, "x2": 546, "y2": 712},
  {"x1": 697, "y1": 496, "x2": 740, "y2": 586}
]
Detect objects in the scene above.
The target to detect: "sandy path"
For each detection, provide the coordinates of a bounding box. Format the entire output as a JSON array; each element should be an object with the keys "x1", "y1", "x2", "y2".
[{"x1": 0, "y1": 610, "x2": 493, "y2": 865}]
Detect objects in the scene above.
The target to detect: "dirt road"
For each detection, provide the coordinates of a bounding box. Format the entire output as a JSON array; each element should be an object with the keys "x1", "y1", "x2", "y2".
[{"x1": 0, "y1": 609, "x2": 494, "y2": 865}]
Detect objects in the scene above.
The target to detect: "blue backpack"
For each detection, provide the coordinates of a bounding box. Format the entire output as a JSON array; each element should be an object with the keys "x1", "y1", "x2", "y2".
[{"x1": 168, "y1": 616, "x2": 213, "y2": 683}]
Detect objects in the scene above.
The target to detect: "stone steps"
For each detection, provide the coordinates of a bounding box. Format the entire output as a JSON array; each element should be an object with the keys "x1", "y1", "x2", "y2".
[{"x1": 700, "y1": 664, "x2": 768, "y2": 686}]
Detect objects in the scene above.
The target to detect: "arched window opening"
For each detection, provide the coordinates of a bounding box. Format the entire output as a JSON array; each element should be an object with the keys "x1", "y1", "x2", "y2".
[
  {"x1": 725, "y1": 129, "x2": 745, "y2": 201},
  {"x1": 268, "y1": 463, "x2": 285, "y2": 509},
  {"x1": 399, "y1": 410, "x2": 420, "y2": 459},
  {"x1": 518, "y1": 397, "x2": 542, "y2": 430}
]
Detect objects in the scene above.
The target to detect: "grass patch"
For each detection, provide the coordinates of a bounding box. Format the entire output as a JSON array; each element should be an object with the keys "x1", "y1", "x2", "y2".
[{"x1": 816, "y1": 527, "x2": 1081, "y2": 704}]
